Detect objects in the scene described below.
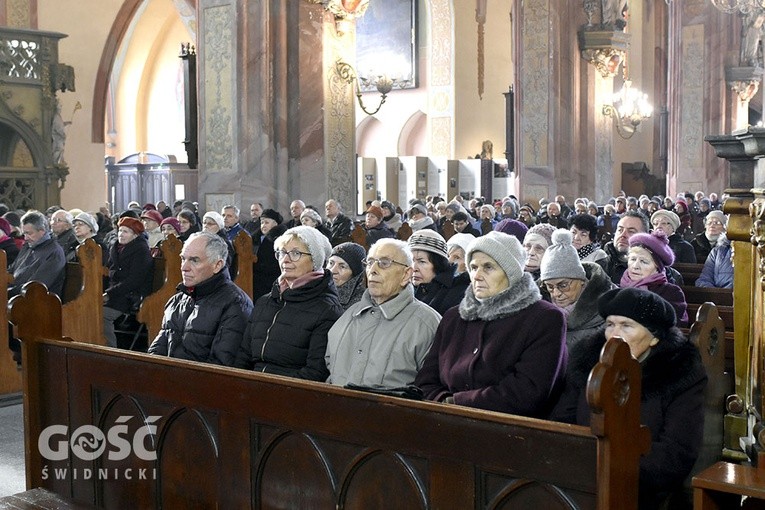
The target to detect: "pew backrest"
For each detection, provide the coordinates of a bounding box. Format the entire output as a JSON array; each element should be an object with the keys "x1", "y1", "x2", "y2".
[
  {"x1": 60, "y1": 239, "x2": 105, "y2": 345},
  {"x1": 136, "y1": 235, "x2": 182, "y2": 343},
  {"x1": 10, "y1": 281, "x2": 647, "y2": 510},
  {"x1": 0, "y1": 250, "x2": 19, "y2": 398},
  {"x1": 232, "y1": 230, "x2": 253, "y2": 300}
]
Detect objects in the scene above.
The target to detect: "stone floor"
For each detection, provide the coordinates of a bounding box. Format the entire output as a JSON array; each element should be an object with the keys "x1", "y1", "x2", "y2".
[{"x1": 0, "y1": 403, "x2": 25, "y2": 497}]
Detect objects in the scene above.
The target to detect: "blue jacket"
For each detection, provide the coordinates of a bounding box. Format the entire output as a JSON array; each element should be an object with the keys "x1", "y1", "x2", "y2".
[{"x1": 695, "y1": 238, "x2": 733, "y2": 289}]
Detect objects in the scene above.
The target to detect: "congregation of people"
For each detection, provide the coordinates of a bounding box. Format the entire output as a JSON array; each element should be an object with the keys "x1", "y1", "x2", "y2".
[{"x1": 2, "y1": 188, "x2": 728, "y2": 508}]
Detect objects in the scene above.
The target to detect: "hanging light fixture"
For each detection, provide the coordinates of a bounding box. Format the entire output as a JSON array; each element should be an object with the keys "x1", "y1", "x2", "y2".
[
  {"x1": 602, "y1": 79, "x2": 654, "y2": 138},
  {"x1": 708, "y1": 0, "x2": 765, "y2": 15}
]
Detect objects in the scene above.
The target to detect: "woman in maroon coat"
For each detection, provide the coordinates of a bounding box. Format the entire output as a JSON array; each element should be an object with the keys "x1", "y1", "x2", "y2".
[{"x1": 414, "y1": 231, "x2": 567, "y2": 417}]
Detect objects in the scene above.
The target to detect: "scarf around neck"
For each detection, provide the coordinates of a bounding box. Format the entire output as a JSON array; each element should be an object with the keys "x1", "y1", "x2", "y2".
[{"x1": 620, "y1": 269, "x2": 667, "y2": 290}]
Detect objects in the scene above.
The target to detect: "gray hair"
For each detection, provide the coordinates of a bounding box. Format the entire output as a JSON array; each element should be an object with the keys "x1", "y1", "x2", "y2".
[
  {"x1": 52, "y1": 209, "x2": 73, "y2": 225},
  {"x1": 187, "y1": 231, "x2": 229, "y2": 265},
  {"x1": 21, "y1": 210, "x2": 48, "y2": 232},
  {"x1": 222, "y1": 204, "x2": 240, "y2": 216},
  {"x1": 370, "y1": 238, "x2": 413, "y2": 266}
]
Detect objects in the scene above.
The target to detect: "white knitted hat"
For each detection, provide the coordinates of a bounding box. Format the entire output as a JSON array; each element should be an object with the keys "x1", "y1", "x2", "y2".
[
  {"x1": 281, "y1": 225, "x2": 332, "y2": 271},
  {"x1": 446, "y1": 233, "x2": 475, "y2": 255}
]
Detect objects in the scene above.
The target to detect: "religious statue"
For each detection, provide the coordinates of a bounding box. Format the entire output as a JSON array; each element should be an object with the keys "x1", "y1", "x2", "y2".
[
  {"x1": 480, "y1": 140, "x2": 493, "y2": 160},
  {"x1": 51, "y1": 99, "x2": 68, "y2": 166},
  {"x1": 741, "y1": 11, "x2": 765, "y2": 67},
  {"x1": 600, "y1": 0, "x2": 627, "y2": 30}
]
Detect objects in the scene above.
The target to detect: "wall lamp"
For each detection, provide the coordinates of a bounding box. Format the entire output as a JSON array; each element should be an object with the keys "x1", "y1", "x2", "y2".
[
  {"x1": 602, "y1": 79, "x2": 653, "y2": 139},
  {"x1": 335, "y1": 60, "x2": 394, "y2": 116}
]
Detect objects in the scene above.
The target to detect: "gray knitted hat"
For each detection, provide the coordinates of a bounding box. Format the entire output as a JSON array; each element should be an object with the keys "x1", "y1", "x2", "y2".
[
  {"x1": 650, "y1": 210, "x2": 680, "y2": 232},
  {"x1": 408, "y1": 229, "x2": 448, "y2": 260},
  {"x1": 540, "y1": 229, "x2": 586, "y2": 282},
  {"x1": 280, "y1": 225, "x2": 332, "y2": 272},
  {"x1": 73, "y1": 212, "x2": 99, "y2": 234},
  {"x1": 466, "y1": 231, "x2": 525, "y2": 285}
]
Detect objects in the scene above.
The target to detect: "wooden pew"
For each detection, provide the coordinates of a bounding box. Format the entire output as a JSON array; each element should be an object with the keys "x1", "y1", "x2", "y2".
[
  {"x1": 11, "y1": 281, "x2": 648, "y2": 510},
  {"x1": 136, "y1": 235, "x2": 182, "y2": 343},
  {"x1": 674, "y1": 262, "x2": 704, "y2": 286},
  {"x1": 441, "y1": 218, "x2": 455, "y2": 240},
  {"x1": 681, "y1": 286, "x2": 733, "y2": 307},
  {"x1": 396, "y1": 221, "x2": 412, "y2": 241},
  {"x1": 350, "y1": 222, "x2": 368, "y2": 250},
  {"x1": 0, "y1": 250, "x2": 20, "y2": 401},
  {"x1": 61, "y1": 239, "x2": 105, "y2": 345},
  {"x1": 231, "y1": 230, "x2": 253, "y2": 300}
]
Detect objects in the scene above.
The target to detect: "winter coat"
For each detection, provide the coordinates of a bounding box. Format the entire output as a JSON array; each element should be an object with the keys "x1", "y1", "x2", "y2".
[
  {"x1": 325, "y1": 213, "x2": 353, "y2": 246},
  {"x1": 9, "y1": 235, "x2": 66, "y2": 298},
  {"x1": 414, "y1": 273, "x2": 567, "y2": 416},
  {"x1": 690, "y1": 233, "x2": 715, "y2": 264},
  {"x1": 696, "y1": 238, "x2": 733, "y2": 289},
  {"x1": 365, "y1": 223, "x2": 395, "y2": 247},
  {"x1": 413, "y1": 267, "x2": 469, "y2": 316},
  {"x1": 550, "y1": 329, "x2": 707, "y2": 510},
  {"x1": 603, "y1": 241, "x2": 684, "y2": 286},
  {"x1": 236, "y1": 270, "x2": 343, "y2": 381},
  {"x1": 667, "y1": 233, "x2": 696, "y2": 263},
  {"x1": 336, "y1": 271, "x2": 366, "y2": 311},
  {"x1": 55, "y1": 228, "x2": 80, "y2": 262},
  {"x1": 148, "y1": 270, "x2": 254, "y2": 366},
  {"x1": 384, "y1": 213, "x2": 403, "y2": 233},
  {"x1": 0, "y1": 236, "x2": 20, "y2": 267},
  {"x1": 326, "y1": 284, "x2": 441, "y2": 388},
  {"x1": 252, "y1": 224, "x2": 286, "y2": 300},
  {"x1": 561, "y1": 262, "x2": 616, "y2": 351},
  {"x1": 104, "y1": 236, "x2": 154, "y2": 313}
]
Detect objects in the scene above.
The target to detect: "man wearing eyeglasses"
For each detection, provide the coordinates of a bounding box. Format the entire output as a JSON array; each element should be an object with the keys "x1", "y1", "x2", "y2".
[
  {"x1": 50, "y1": 209, "x2": 79, "y2": 262},
  {"x1": 148, "y1": 232, "x2": 253, "y2": 366},
  {"x1": 325, "y1": 238, "x2": 441, "y2": 389}
]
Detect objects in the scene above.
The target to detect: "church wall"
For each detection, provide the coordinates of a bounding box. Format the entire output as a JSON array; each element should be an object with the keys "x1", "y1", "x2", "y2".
[{"x1": 36, "y1": 1, "x2": 124, "y2": 211}]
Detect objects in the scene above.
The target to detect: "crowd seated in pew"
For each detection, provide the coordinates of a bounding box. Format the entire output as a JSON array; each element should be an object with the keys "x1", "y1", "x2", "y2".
[{"x1": 9, "y1": 280, "x2": 648, "y2": 509}]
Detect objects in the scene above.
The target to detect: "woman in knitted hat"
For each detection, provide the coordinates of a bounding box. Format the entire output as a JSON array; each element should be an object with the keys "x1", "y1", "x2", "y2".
[
  {"x1": 551, "y1": 287, "x2": 706, "y2": 509},
  {"x1": 695, "y1": 230, "x2": 733, "y2": 289},
  {"x1": 690, "y1": 210, "x2": 727, "y2": 264},
  {"x1": 381, "y1": 200, "x2": 402, "y2": 234},
  {"x1": 364, "y1": 205, "x2": 395, "y2": 248},
  {"x1": 202, "y1": 211, "x2": 236, "y2": 278},
  {"x1": 623, "y1": 231, "x2": 688, "y2": 326},
  {"x1": 408, "y1": 230, "x2": 469, "y2": 316},
  {"x1": 650, "y1": 210, "x2": 696, "y2": 263},
  {"x1": 72, "y1": 212, "x2": 108, "y2": 265},
  {"x1": 673, "y1": 198, "x2": 693, "y2": 240},
  {"x1": 236, "y1": 226, "x2": 343, "y2": 381},
  {"x1": 159, "y1": 217, "x2": 182, "y2": 240},
  {"x1": 327, "y1": 242, "x2": 367, "y2": 310},
  {"x1": 540, "y1": 230, "x2": 616, "y2": 350},
  {"x1": 103, "y1": 216, "x2": 153, "y2": 348},
  {"x1": 522, "y1": 223, "x2": 556, "y2": 280},
  {"x1": 252, "y1": 209, "x2": 287, "y2": 299},
  {"x1": 568, "y1": 214, "x2": 607, "y2": 265},
  {"x1": 415, "y1": 231, "x2": 566, "y2": 416},
  {"x1": 445, "y1": 232, "x2": 474, "y2": 275},
  {"x1": 300, "y1": 208, "x2": 333, "y2": 241}
]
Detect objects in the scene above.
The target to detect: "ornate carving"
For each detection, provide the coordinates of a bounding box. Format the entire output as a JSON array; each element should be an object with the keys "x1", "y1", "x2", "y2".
[
  {"x1": 578, "y1": 29, "x2": 629, "y2": 78},
  {"x1": 581, "y1": 47, "x2": 625, "y2": 78},
  {"x1": 50, "y1": 63, "x2": 76, "y2": 93},
  {"x1": 202, "y1": 6, "x2": 234, "y2": 173},
  {"x1": 750, "y1": 197, "x2": 765, "y2": 290}
]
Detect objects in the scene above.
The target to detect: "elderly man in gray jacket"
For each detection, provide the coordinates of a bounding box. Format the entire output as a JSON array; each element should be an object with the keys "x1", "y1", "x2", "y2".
[{"x1": 325, "y1": 238, "x2": 441, "y2": 389}]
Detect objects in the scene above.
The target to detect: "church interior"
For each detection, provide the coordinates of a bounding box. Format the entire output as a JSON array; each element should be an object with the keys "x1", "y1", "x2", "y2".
[{"x1": 3, "y1": 0, "x2": 765, "y2": 508}]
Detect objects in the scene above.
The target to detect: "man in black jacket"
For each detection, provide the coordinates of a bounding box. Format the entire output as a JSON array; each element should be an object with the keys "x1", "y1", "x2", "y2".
[
  {"x1": 148, "y1": 232, "x2": 253, "y2": 366},
  {"x1": 324, "y1": 199, "x2": 353, "y2": 246}
]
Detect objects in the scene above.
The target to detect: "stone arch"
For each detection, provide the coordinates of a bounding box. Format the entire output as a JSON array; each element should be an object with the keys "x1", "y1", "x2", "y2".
[{"x1": 397, "y1": 110, "x2": 427, "y2": 156}]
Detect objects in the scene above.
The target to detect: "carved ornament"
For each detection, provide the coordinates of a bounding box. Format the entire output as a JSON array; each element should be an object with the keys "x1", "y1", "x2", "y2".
[
  {"x1": 750, "y1": 196, "x2": 765, "y2": 290},
  {"x1": 578, "y1": 29, "x2": 630, "y2": 78}
]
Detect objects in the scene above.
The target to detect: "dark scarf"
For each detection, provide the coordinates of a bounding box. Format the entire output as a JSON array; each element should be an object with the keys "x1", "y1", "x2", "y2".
[{"x1": 577, "y1": 243, "x2": 595, "y2": 259}]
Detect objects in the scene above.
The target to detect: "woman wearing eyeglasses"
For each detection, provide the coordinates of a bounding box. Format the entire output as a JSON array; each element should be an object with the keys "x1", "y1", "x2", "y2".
[
  {"x1": 690, "y1": 210, "x2": 727, "y2": 264},
  {"x1": 414, "y1": 231, "x2": 567, "y2": 416},
  {"x1": 236, "y1": 226, "x2": 344, "y2": 381},
  {"x1": 649, "y1": 210, "x2": 696, "y2": 263},
  {"x1": 539, "y1": 230, "x2": 616, "y2": 350}
]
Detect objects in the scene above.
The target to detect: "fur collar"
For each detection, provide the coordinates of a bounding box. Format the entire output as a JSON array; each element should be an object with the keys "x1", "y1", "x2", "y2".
[
  {"x1": 567, "y1": 262, "x2": 616, "y2": 330},
  {"x1": 459, "y1": 272, "x2": 541, "y2": 321}
]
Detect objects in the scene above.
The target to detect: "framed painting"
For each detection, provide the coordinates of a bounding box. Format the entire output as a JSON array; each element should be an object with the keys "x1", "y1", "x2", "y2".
[{"x1": 355, "y1": 0, "x2": 417, "y2": 91}]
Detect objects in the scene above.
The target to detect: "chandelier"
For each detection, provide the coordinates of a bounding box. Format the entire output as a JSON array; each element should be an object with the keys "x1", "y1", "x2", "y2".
[
  {"x1": 708, "y1": 0, "x2": 765, "y2": 14},
  {"x1": 602, "y1": 79, "x2": 653, "y2": 139}
]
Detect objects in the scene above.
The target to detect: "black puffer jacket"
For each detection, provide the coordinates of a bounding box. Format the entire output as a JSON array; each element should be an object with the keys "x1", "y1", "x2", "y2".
[
  {"x1": 252, "y1": 224, "x2": 287, "y2": 299},
  {"x1": 0, "y1": 236, "x2": 19, "y2": 267},
  {"x1": 104, "y1": 236, "x2": 153, "y2": 313},
  {"x1": 236, "y1": 269, "x2": 343, "y2": 381},
  {"x1": 148, "y1": 270, "x2": 254, "y2": 366},
  {"x1": 413, "y1": 268, "x2": 470, "y2": 316}
]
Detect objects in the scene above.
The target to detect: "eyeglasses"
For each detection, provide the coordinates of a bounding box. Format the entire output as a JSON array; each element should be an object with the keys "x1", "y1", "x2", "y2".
[
  {"x1": 275, "y1": 249, "x2": 312, "y2": 262},
  {"x1": 706, "y1": 220, "x2": 724, "y2": 226},
  {"x1": 363, "y1": 257, "x2": 409, "y2": 270},
  {"x1": 544, "y1": 280, "x2": 574, "y2": 293}
]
